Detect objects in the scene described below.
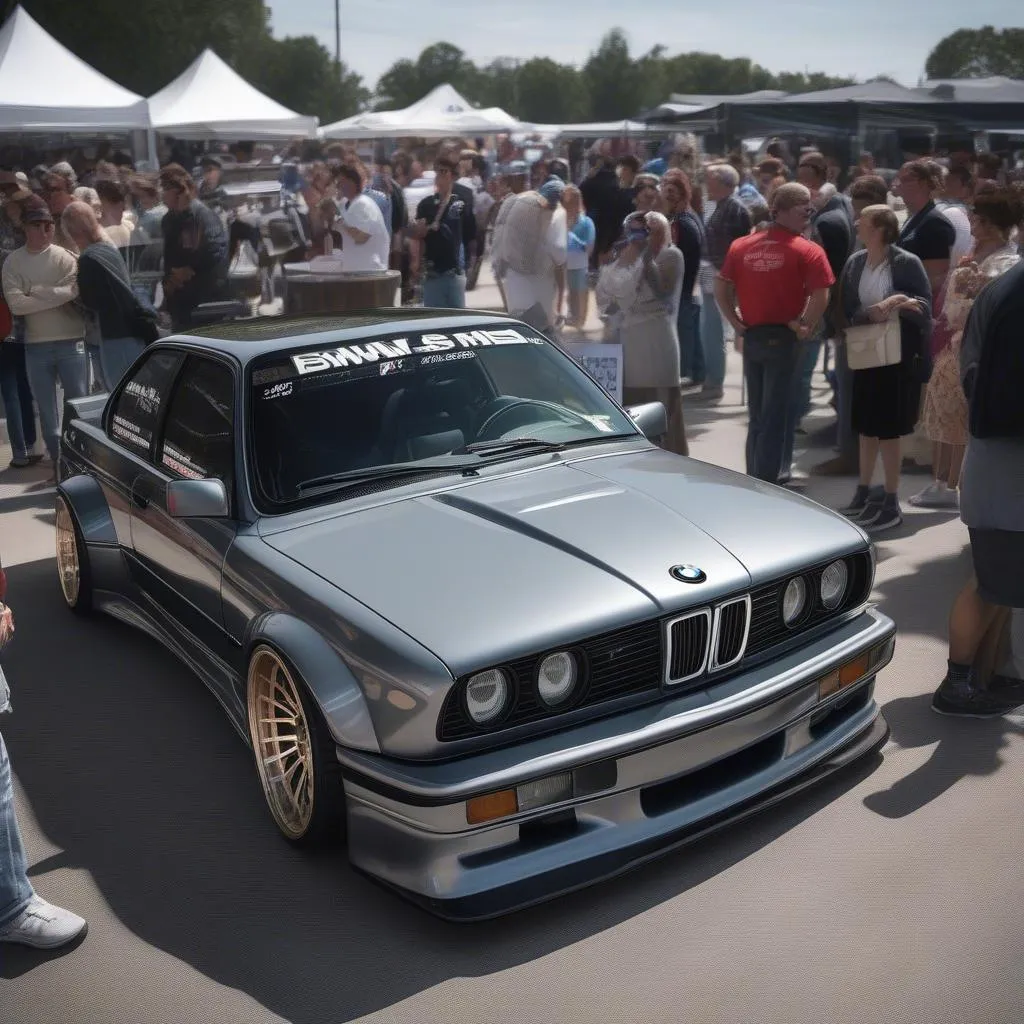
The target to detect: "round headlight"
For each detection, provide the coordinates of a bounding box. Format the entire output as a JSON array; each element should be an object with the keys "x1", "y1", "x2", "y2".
[
  {"x1": 782, "y1": 576, "x2": 808, "y2": 627},
  {"x1": 465, "y1": 668, "x2": 510, "y2": 725},
  {"x1": 820, "y1": 559, "x2": 849, "y2": 610},
  {"x1": 537, "y1": 651, "x2": 578, "y2": 708}
]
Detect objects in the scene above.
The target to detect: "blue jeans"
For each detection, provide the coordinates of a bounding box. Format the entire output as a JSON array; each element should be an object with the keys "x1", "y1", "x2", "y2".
[
  {"x1": 23, "y1": 339, "x2": 88, "y2": 462},
  {"x1": 422, "y1": 272, "x2": 466, "y2": 309},
  {"x1": 700, "y1": 288, "x2": 726, "y2": 388},
  {"x1": 0, "y1": 729, "x2": 33, "y2": 929},
  {"x1": 677, "y1": 296, "x2": 703, "y2": 383},
  {"x1": 781, "y1": 336, "x2": 823, "y2": 478},
  {"x1": 99, "y1": 337, "x2": 145, "y2": 393},
  {"x1": 0, "y1": 341, "x2": 38, "y2": 460},
  {"x1": 743, "y1": 327, "x2": 801, "y2": 483}
]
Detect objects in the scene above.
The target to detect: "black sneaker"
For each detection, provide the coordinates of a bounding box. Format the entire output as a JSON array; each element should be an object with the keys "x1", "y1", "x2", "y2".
[
  {"x1": 840, "y1": 491, "x2": 869, "y2": 517},
  {"x1": 866, "y1": 505, "x2": 903, "y2": 533},
  {"x1": 931, "y1": 677, "x2": 1022, "y2": 718},
  {"x1": 8, "y1": 456, "x2": 31, "y2": 468},
  {"x1": 856, "y1": 500, "x2": 884, "y2": 526}
]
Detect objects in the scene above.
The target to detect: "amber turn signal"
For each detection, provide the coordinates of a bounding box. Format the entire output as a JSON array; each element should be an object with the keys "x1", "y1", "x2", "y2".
[
  {"x1": 466, "y1": 788, "x2": 518, "y2": 824},
  {"x1": 818, "y1": 650, "x2": 874, "y2": 700}
]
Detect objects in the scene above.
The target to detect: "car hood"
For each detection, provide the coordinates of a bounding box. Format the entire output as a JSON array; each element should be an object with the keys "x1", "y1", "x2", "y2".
[{"x1": 261, "y1": 449, "x2": 867, "y2": 677}]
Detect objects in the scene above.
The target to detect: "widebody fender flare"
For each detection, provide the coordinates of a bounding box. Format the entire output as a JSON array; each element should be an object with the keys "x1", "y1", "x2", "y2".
[
  {"x1": 58, "y1": 475, "x2": 118, "y2": 546},
  {"x1": 245, "y1": 612, "x2": 381, "y2": 755}
]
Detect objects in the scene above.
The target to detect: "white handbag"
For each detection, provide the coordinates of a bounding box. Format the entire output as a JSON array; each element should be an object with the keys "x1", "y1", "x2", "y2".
[{"x1": 844, "y1": 316, "x2": 902, "y2": 370}]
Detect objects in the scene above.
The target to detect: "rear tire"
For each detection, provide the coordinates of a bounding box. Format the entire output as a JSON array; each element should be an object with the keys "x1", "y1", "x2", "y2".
[{"x1": 246, "y1": 645, "x2": 346, "y2": 846}]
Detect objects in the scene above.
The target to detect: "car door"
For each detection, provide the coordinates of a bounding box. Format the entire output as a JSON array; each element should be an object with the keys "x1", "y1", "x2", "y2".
[
  {"x1": 128, "y1": 352, "x2": 239, "y2": 670},
  {"x1": 100, "y1": 348, "x2": 185, "y2": 551}
]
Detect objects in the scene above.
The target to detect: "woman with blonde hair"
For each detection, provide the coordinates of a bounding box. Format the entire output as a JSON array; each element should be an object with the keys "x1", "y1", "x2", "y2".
[
  {"x1": 596, "y1": 210, "x2": 688, "y2": 455},
  {"x1": 914, "y1": 188, "x2": 1022, "y2": 510},
  {"x1": 561, "y1": 184, "x2": 595, "y2": 329}
]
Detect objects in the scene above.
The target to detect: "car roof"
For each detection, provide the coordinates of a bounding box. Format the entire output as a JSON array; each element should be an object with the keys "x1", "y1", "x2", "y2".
[{"x1": 171, "y1": 309, "x2": 521, "y2": 363}]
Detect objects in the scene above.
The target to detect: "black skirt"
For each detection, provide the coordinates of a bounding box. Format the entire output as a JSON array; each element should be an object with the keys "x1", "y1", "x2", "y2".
[
  {"x1": 970, "y1": 528, "x2": 1024, "y2": 608},
  {"x1": 851, "y1": 361, "x2": 921, "y2": 440}
]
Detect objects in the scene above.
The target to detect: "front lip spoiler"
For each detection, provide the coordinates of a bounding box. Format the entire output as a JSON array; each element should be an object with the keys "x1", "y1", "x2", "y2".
[{"x1": 368, "y1": 714, "x2": 889, "y2": 921}]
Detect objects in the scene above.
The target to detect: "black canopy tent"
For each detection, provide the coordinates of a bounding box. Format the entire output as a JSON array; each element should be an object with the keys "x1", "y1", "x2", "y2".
[{"x1": 644, "y1": 79, "x2": 1024, "y2": 160}]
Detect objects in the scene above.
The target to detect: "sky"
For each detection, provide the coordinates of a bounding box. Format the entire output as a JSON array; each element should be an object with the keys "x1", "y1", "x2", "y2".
[{"x1": 267, "y1": 1, "x2": 1020, "y2": 95}]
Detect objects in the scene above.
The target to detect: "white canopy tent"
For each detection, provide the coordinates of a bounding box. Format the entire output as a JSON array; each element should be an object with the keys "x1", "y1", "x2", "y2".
[
  {"x1": 148, "y1": 49, "x2": 317, "y2": 139},
  {"x1": 514, "y1": 120, "x2": 671, "y2": 141},
  {"x1": 321, "y1": 83, "x2": 519, "y2": 140},
  {"x1": 0, "y1": 6, "x2": 149, "y2": 131}
]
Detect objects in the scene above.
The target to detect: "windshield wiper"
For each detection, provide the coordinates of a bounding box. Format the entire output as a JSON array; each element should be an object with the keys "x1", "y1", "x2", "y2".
[
  {"x1": 295, "y1": 462, "x2": 475, "y2": 495},
  {"x1": 455, "y1": 433, "x2": 640, "y2": 457}
]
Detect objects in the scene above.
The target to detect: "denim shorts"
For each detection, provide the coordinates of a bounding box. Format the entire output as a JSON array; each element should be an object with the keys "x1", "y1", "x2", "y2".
[{"x1": 567, "y1": 268, "x2": 588, "y2": 293}]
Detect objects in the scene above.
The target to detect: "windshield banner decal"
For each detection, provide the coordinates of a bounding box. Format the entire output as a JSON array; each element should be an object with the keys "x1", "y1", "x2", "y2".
[{"x1": 289, "y1": 328, "x2": 541, "y2": 376}]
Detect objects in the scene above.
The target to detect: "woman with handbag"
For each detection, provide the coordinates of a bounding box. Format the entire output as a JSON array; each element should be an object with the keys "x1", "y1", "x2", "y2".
[{"x1": 836, "y1": 205, "x2": 933, "y2": 532}]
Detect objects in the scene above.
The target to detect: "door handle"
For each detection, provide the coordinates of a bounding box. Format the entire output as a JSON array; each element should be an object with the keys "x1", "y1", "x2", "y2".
[{"x1": 130, "y1": 483, "x2": 149, "y2": 510}]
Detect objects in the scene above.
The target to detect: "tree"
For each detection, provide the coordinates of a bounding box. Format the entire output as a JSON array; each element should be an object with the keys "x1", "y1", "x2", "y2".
[
  {"x1": 925, "y1": 27, "x2": 1024, "y2": 79},
  {"x1": 375, "y1": 43, "x2": 479, "y2": 110},
  {"x1": 512, "y1": 59, "x2": 588, "y2": 124},
  {"x1": 238, "y1": 36, "x2": 368, "y2": 123},
  {"x1": 584, "y1": 30, "x2": 642, "y2": 120}
]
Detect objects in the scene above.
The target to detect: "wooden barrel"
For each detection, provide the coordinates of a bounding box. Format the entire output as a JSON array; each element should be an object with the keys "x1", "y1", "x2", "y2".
[{"x1": 283, "y1": 267, "x2": 401, "y2": 315}]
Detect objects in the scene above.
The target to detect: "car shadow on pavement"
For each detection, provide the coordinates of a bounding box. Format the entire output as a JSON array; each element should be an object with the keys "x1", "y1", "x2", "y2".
[
  {"x1": 863, "y1": 694, "x2": 1023, "y2": 819},
  {"x1": 0, "y1": 556, "x2": 883, "y2": 1021}
]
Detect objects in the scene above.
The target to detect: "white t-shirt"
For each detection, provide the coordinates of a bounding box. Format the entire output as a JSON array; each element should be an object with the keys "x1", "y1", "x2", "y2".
[
  {"x1": 337, "y1": 194, "x2": 389, "y2": 272},
  {"x1": 940, "y1": 203, "x2": 973, "y2": 267}
]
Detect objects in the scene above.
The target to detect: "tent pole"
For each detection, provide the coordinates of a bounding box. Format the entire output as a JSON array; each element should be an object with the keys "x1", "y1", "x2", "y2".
[
  {"x1": 147, "y1": 128, "x2": 158, "y2": 170},
  {"x1": 335, "y1": 0, "x2": 341, "y2": 68}
]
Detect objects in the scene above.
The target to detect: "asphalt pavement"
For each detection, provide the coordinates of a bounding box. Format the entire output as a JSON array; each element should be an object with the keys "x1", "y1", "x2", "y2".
[{"x1": 0, "y1": 291, "x2": 1022, "y2": 1024}]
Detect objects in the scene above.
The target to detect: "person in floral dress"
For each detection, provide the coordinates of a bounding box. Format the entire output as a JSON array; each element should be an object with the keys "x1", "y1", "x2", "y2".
[{"x1": 914, "y1": 188, "x2": 1022, "y2": 509}]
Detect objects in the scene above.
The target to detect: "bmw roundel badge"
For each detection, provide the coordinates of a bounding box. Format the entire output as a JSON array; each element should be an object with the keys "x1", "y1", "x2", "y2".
[{"x1": 670, "y1": 564, "x2": 707, "y2": 584}]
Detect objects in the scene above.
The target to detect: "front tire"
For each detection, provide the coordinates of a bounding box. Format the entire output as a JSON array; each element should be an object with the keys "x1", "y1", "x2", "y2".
[
  {"x1": 55, "y1": 495, "x2": 92, "y2": 614},
  {"x1": 246, "y1": 645, "x2": 346, "y2": 846}
]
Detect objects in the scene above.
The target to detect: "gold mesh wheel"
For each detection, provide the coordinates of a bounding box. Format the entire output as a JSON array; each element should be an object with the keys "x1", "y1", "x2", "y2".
[
  {"x1": 55, "y1": 497, "x2": 81, "y2": 608},
  {"x1": 247, "y1": 647, "x2": 316, "y2": 840}
]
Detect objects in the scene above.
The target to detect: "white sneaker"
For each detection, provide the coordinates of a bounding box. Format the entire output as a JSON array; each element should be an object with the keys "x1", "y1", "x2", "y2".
[
  {"x1": 909, "y1": 481, "x2": 959, "y2": 509},
  {"x1": 0, "y1": 894, "x2": 87, "y2": 949}
]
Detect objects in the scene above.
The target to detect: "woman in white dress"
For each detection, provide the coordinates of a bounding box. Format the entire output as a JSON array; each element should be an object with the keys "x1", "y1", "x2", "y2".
[{"x1": 596, "y1": 211, "x2": 688, "y2": 455}]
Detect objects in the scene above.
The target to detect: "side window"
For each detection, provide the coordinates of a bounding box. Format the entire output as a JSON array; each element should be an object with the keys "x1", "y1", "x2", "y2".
[
  {"x1": 158, "y1": 356, "x2": 235, "y2": 488},
  {"x1": 108, "y1": 350, "x2": 182, "y2": 458}
]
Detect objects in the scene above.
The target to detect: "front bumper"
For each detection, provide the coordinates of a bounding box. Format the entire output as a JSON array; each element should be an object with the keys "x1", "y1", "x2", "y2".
[{"x1": 340, "y1": 607, "x2": 895, "y2": 919}]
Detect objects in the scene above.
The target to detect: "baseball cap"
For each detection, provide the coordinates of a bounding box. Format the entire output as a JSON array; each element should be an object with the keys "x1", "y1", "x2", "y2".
[{"x1": 22, "y1": 196, "x2": 54, "y2": 224}]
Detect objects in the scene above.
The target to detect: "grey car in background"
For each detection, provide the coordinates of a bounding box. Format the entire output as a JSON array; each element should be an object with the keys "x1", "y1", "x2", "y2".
[{"x1": 56, "y1": 310, "x2": 895, "y2": 919}]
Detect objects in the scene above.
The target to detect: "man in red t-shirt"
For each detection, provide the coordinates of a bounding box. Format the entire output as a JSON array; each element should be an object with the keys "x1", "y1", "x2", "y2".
[{"x1": 715, "y1": 183, "x2": 834, "y2": 483}]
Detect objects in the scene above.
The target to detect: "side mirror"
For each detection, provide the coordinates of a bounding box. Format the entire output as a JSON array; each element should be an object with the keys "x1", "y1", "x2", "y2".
[
  {"x1": 626, "y1": 401, "x2": 668, "y2": 441},
  {"x1": 166, "y1": 478, "x2": 230, "y2": 519}
]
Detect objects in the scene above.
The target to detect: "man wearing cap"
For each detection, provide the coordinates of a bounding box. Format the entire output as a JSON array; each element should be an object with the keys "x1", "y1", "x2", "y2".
[
  {"x1": 491, "y1": 177, "x2": 567, "y2": 331},
  {"x1": 198, "y1": 156, "x2": 227, "y2": 211},
  {"x1": 1, "y1": 197, "x2": 86, "y2": 478}
]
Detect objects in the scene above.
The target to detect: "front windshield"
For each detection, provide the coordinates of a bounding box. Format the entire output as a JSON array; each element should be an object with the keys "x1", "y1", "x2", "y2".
[{"x1": 249, "y1": 325, "x2": 639, "y2": 507}]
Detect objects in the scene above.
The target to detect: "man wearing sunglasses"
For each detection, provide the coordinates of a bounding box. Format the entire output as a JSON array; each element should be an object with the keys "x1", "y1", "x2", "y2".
[{"x1": 1, "y1": 197, "x2": 87, "y2": 481}]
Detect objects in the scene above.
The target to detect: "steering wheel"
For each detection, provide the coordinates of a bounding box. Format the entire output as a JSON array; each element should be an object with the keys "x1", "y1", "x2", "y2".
[{"x1": 475, "y1": 399, "x2": 595, "y2": 442}]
